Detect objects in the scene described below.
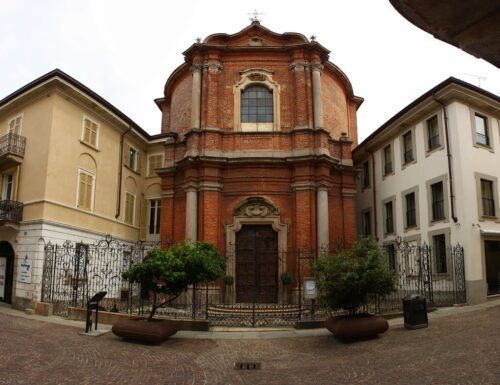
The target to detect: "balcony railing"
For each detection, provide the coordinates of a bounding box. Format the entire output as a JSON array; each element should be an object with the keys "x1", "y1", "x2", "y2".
[
  {"x1": 0, "y1": 200, "x2": 23, "y2": 223},
  {"x1": 0, "y1": 132, "x2": 26, "y2": 158}
]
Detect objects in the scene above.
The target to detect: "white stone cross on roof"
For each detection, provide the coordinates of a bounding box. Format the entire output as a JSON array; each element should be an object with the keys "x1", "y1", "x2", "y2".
[{"x1": 248, "y1": 9, "x2": 264, "y2": 23}]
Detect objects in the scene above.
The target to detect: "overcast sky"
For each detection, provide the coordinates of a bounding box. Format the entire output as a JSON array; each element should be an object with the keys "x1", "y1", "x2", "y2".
[{"x1": 1, "y1": 0, "x2": 499, "y2": 141}]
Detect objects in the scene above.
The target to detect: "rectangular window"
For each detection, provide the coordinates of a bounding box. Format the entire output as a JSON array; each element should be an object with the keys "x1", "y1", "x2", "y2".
[
  {"x1": 403, "y1": 131, "x2": 413, "y2": 163},
  {"x1": 129, "y1": 147, "x2": 138, "y2": 172},
  {"x1": 431, "y1": 182, "x2": 445, "y2": 220},
  {"x1": 363, "y1": 211, "x2": 371, "y2": 237},
  {"x1": 124, "y1": 192, "x2": 136, "y2": 225},
  {"x1": 8, "y1": 115, "x2": 22, "y2": 135},
  {"x1": 481, "y1": 179, "x2": 495, "y2": 216},
  {"x1": 386, "y1": 244, "x2": 396, "y2": 270},
  {"x1": 2, "y1": 174, "x2": 13, "y2": 201},
  {"x1": 77, "y1": 170, "x2": 94, "y2": 211},
  {"x1": 475, "y1": 114, "x2": 489, "y2": 146},
  {"x1": 385, "y1": 201, "x2": 394, "y2": 234},
  {"x1": 362, "y1": 161, "x2": 370, "y2": 188},
  {"x1": 82, "y1": 117, "x2": 98, "y2": 147},
  {"x1": 427, "y1": 115, "x2": 440, "y2": 150},
  {"x1": 383, "y1": 145, "x2": 392, "y2": 175},
  {"x1": 147, "y1": 154, "x2": 163, "y2": 177},
  {"x1": 148, "y1": 199, "x2": 161, "y2": 235},
  {"x1": 433, "y1": 234, "x2": 447, "y2": 274},
  {"x1": 405, "y1": 192, "x2": 416, "y2": 227}
]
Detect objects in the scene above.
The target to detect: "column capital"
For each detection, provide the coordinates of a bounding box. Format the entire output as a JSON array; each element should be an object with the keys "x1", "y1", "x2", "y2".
[
  {"x1": 204, "y1": 60, "x2": 223, "y2": 74},
  {"x1": 311, "y1": 63, "x2": 324, "y2": 72},
  {"x1": 190, "y1": 64, "x2": 204, "y2": 73},
  {"x1": 182, "y1": 182, "x2": 198, "y2": 192},
  {"x1": 289, "y1": 61, "x2": 310, "y2": 72},
  {"x1": 291, "y1": 181, "x2": 316, "y2": 191},
  {"x1": 317, "y1": 182, "x2": 332, "y2": 191},
  {"x1": 198, "y1": 182, "x2": 223, "y2": 191}
]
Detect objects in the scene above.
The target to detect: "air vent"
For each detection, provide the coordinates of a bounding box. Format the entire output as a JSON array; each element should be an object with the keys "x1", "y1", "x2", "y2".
[{"x1": 234, "y1": 362, "x2": 262, "y2": 370}]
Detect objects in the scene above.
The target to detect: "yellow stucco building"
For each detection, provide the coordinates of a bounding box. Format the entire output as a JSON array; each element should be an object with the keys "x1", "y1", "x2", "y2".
[{"x1": 0, "y1": 69, "x2": 166, "y2": 309}]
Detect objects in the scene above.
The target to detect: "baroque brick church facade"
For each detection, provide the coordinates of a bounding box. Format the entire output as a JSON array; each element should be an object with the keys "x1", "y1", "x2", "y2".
[{"x1": 156, "y1": 21, "x2": 363, "y2": 303}]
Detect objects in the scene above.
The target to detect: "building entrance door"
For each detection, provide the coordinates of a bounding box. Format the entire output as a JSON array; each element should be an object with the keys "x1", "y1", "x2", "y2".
[
  {"x1": 485, "y1": 240, "x2": 500, "y2": 296},
  {"x1": 236, "y1": 225, "x2": 278, "y2": 303},
  {"x1": 0, "y1": 241, "x2": 15, "y2": 304}
]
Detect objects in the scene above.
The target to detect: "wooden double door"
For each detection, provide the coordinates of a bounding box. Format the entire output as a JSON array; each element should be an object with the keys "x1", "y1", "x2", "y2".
[{"x1": 236, "y1": 225, "x2": 278, "y2": 303}]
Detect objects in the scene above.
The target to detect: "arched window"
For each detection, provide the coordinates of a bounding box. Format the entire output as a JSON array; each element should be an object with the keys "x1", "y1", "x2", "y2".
[
  {"x1": 233, "y1": 69, "x2": 280, "y2": 132},
  {"x1": 241, "y1": 85, "x2": 273, "y2": 126}
]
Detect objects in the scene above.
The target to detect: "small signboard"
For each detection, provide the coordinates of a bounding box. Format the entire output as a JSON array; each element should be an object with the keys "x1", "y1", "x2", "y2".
[
  {"x1": 303, "y1": 278, "x2": 317, "y2": 299},
  {"x1": 18, "y1": 258, "x2": 32, "y2": 284}
]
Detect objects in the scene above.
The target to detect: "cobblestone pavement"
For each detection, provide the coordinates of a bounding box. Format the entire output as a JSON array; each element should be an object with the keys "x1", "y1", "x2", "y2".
[{"x1": 1, "y1": 305, "x2": 499, "y2": 385}]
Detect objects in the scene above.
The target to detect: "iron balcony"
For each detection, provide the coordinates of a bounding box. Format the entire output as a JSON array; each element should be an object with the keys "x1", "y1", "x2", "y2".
[{"x1": 0, "y1": 200, "x2": 23, "y2": 223}]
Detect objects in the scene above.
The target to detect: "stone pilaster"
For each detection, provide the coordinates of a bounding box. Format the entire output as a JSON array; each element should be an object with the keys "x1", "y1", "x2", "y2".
[
  {"x1": 184, "y1": 184, "x2": 198, "y2": 241},
  {"x1": 190, "y1": 64, "x2": 203, "y2": 130},
  {"x1": 311, "y1": 63, "x2": 324, "y2": 129},
  {"x1": 316, "y1": 185, "x2": 330, "y2": 253}
]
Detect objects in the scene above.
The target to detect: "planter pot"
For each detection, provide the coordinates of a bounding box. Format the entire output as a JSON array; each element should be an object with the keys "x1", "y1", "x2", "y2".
[
  {"x1": 112, "y1": 318, "x2": 178, "y2": 344},
  {"x1": 324, "y1": 313, "x2": 388, "y2": 341}
]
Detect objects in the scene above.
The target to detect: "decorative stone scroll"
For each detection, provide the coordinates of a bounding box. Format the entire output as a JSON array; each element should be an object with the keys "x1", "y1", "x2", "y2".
[{"x1": 233, "y1": 197, "x2": 280, "y2": 217}]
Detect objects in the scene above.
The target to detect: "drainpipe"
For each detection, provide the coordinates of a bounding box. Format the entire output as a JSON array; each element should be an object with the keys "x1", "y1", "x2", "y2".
[
  {"x1": 371, "y1": 151, "x2": 378, "y2": 239},
  {"x1": 115, "y1": 126, "x2": 132, "y2": 219},
  {"x1": 433, "y1": 94, "x2": 458, "y2": 223}
]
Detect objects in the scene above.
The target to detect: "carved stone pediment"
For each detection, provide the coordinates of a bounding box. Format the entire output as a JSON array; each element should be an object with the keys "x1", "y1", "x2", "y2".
[
  {"x1": 248, "y1": 73, "x2": 267, "y2": 82},
  {"x1": 233, "y1": 197, "x2": 279, "y2": 217}
]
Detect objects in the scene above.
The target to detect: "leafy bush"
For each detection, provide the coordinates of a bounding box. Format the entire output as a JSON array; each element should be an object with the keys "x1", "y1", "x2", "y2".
[
  {"x1": 280, "y1": 271, "x2": 292, "y2": 286},
  {"x1": 122, "y1": 241, "x2": 225, "y2": 320},
  {"x1": 313, "y1": 237, "x2": 396, "y2": 314}
]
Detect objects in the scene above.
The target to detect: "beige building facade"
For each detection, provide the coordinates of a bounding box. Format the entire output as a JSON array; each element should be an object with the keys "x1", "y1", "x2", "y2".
[
  {"x1": 0, "y1": 70, "x2": 166, "y2": 309},
  {"x1": 353, "y1": 78, "x2": 500, "y2": 305}
]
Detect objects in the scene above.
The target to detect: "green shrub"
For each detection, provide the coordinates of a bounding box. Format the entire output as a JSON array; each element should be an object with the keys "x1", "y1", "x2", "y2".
[{"x1": 313, "y1": 237, "x2": 396, "y2": 314}]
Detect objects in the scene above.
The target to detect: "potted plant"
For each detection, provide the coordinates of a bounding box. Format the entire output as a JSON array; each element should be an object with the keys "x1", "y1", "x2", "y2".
[
  {"x1": 112, "y1": 241, "x2": 225, "y2": 344},
  {"x1": 313, "y1": 237, "x2": 396, "y2": 341},
  {"x1": 280, "y1": 271, "x2": 292, "y2": 303},
  {"x1": 222, "y1": 275, "x2": 234, "y2": 304}
]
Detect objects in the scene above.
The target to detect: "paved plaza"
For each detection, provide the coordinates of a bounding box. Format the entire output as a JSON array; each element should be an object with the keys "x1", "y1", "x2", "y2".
[{"x1": 0, "y1": 302, "x2": 499, "y2": 385}]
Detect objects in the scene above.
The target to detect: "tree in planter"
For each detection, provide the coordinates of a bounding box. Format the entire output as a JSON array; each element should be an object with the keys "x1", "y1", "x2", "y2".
[
  {"x1": 280, "y1": 271, "x2": 292, "y2": 303},
  {"x1": 313, "y1": 237, "x2": 396, "y2": 340},
  {"x1": 122, "y1": 241, "x2": 225, "y2": 321},
  {"x1": 313, "y1": 236, "x2": 396, "y2": 314}
]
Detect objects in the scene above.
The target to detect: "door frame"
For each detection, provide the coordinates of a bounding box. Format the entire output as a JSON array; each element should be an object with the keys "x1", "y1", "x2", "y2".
[
  {"x1": 225, "y1": 197, "x2": 288, "y2": 304},
  {"x1": 0, "y1": 241, "x2": 15, "y2": 304}
]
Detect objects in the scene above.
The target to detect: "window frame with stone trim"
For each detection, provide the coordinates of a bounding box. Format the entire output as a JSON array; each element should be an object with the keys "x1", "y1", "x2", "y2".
[
  {"x1": 424, "y1": 112, "x2": 445, "y2": 154},
  {"x1": 428, "y1": 229, "x2": 450, "y2": 274},
  {"x1": 401, "y1": 129, "x2": 416, "y2": 166},
  {"x1": 382, "y1": 144, "x2": 394, "y2": 177},
  {"x1": 475, "y1": 172, "x2": 499, "y2": 220},
  {"x1": 81, "y1": 115, "x2": 99, "y2": 149},
  {"x1": 147, "y1": 153, "x2": 164, "y2": 177},
  {"x1": 124, "y1": 143, "x2": 140, "y2": 173},
  {"x1": 233, "y1": 68, "x2": 280, "y2": 132},
  {"x1": 148, "y1": 198, "x2": 161, "y2": 236},
  {"x1": 382, "y1": 196, "x2": 396, "y2": 236},
  {"x1": 124, "y1": 191, "x2": 136, "y2": 225},
  {"x1": 470, "y1": 109, "x2": 494, "y2": 151},
  {"x1": 361, "y1": 209, "x2": 372, "y2": 237},
  {"x1": 361, "y1": 160, "x2": 370, "y2": 189},
  {"x1": 402, "y1": 186, "x2": 419, "y2": 230},
  {"x1": 426, "y1": 174, "x2": 449, "y2": 225},
  {"x1": 7, "y1": 113, "x2": 23, "y2": 135},
  {"x1": 77, "y1": 168, "x2": 95, "y2": 211}
]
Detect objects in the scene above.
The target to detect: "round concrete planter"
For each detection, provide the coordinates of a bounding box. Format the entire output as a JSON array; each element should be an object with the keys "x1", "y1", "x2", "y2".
[
  {"x1": 324, "y1": 313, "x2": 389, "y2": 341},
  {"x1": 112, "y1": 318, "x2": 178, "y2": 344}
]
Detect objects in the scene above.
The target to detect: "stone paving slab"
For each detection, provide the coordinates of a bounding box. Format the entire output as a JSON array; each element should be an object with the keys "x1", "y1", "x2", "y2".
[{"x1": 0, "y1": 300, "x2": 499, "y2": 385}]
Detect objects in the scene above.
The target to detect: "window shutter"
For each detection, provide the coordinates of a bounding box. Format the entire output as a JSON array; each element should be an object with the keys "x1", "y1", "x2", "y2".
[
  {"x1": 78, "y1": 173, "x2": 86, "y2": 207},
  {"x1": 137, "y1": 151, "x2": 141, "y2": 174},
  {"x1": 139, "y1": 198, "x2": 148, "y2": 241}
]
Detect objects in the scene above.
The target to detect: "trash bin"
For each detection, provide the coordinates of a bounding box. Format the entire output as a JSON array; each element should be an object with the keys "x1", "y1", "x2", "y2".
[{"x1": 403, "y1": 293, "x2": 428, "y2": 329}]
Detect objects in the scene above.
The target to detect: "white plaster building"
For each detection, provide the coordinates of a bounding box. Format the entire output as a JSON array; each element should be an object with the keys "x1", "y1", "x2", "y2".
[{"x1": 353, "y1": 78, "x2": 500, "y2": 305}]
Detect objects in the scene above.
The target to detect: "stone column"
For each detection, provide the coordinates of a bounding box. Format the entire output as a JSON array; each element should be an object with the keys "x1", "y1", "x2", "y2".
[
  {"x1": 316, "y1": 185, "x2": 329, "y2": 253},
  {"x1": 191, "y1": 64, "x2": 203, "y2": 130},
  {"x1": 185, "y1": 185, "x2": 198, "y2": 241},
  {"x1": 311, "y1": 63, "x2": 324, "y2": 129}
]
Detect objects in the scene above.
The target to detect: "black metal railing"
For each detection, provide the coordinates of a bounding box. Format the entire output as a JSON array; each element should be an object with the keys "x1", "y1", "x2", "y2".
[
  {"x1": 41, "y1": 235, "x2": 467, "y2": 327},
  {"x1": 384, "y1": 161, "x2": 393, "y2": 175},
  {"x1": 476, "y1": 132, "x2": 489, "y2": 146},
  {"x1": 0, "y1": 132, "x2": 26, "y2": 158},
  {"x1": 0, "y1": 200, "x2": 23, "y2": 223},
  {"x1": 404, "y1": 149, "x2": 413, "y2": 164},
  {"x1": 428, "y1": 134, "x2": 440, "y2": 150}
]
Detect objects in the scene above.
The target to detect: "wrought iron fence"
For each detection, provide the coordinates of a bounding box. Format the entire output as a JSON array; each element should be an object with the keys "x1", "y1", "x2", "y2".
[{"x1": 41, "y1": 235, "x2": 467, "y2": 327}]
